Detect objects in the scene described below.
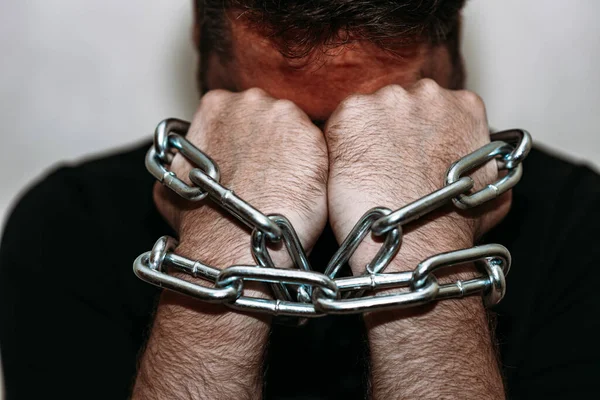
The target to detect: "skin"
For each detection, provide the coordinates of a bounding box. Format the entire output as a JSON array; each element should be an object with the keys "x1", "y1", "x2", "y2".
[
  {"x1": 325, "y1": 83, "x2": 508, "y2": 398},
  {"x1": 205, "y1": 19, "x2": 456, "y2": 120},
  {"x1": 133, "y1": 89, "x2": 328, "y2": 399},
  {"x1": 133, "y1": 13, "x2": 508, "y2": 400}
]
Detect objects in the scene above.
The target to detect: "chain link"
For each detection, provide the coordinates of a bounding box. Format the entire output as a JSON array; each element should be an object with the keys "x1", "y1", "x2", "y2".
[
  {"x1": 134, "y1": 119, "x2": 532, "y2": 319},
  {"x1": 251, "y1": 214, "x2": 313, "y2": 303},
  {"x1": 189, "y1": 169, "x2": 283, "y2": 241},
  {"x1": 145, "y1": 118, "x2": 220, "y2": 202}
]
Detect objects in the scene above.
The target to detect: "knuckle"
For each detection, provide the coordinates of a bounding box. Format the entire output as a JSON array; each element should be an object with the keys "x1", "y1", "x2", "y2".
[
  {"x1": 243, "y1": 87, "x2": 269, "y2": 101},
  {"x1": 272, "y1": 98, "x2": 302, "y2": 115},
  {"x1": 269, "y1": 100, "x2": 316, "y2": 135},
  {"x1": 375, "y1": 83, "x2": 407, "y2": 99},
  {"x1": 411, "y1": 78, "x2": 441, "y2": 96},
  {"x1": 457, "y1": 90, "x2": 486, "y2": 112},
  {"x1": 200, "y1": 89, "x2": 230, "y2": 106}
]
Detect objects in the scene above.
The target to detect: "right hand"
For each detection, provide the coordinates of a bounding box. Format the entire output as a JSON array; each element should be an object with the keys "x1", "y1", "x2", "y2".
[{"x1": 153, "y1": 88, "x2": 328, "y2": 267}]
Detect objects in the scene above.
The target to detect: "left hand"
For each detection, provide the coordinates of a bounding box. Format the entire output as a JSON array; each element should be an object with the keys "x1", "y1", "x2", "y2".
[{"x1": 324, "y1": 79, "x2": 511, "y2": 274}]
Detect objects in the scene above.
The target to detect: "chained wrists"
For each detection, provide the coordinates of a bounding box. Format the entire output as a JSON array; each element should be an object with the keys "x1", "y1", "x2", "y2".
[{"x1": 134, "y1": 118, "x2": 531, "y2": 323}]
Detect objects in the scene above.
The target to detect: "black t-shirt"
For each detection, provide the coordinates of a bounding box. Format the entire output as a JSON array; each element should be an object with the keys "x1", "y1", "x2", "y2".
[{"x1": 1, "y1": 142, "x2": 599, "y2": 399}]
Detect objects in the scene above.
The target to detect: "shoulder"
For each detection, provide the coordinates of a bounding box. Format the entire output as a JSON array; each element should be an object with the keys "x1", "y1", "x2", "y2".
[
  {"x1": 499, "y1": 146, "x2": 600, "y2": 245},
  {"x1": 508, "y1": 146, "x2": 600, "y2": 260},
  {"x1": 3, "y1": 141, "x2": 154, "y2": 239},
  {"x1": 495, "y1": 148, "x2": 600, "y2": 397},
  {"x1": 490, "y1": 146, "x2": 600, "y2": 319},
  {"x1": 516, "y1": 146, "x2": 600, "y2": 202},
  {"x1": 496, "y1": 146, "x2": 600, "y2": 275},
  {"x1": 0, "y1": 140, "x2": 166, "y2": 275}
]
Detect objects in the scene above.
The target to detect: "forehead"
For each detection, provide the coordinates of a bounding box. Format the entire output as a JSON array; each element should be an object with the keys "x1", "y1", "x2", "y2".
[{"x1": 221, "y1": 20, "x2": 443, "y2": 121}]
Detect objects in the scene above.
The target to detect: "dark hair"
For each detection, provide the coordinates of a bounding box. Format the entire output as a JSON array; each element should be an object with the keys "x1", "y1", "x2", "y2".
[
  {"x1": 196, "y1": 0, "x2": 466, "y2": 59},
  {"x1": 195, "y1": 1, "x2": 467, "y2": 90}
]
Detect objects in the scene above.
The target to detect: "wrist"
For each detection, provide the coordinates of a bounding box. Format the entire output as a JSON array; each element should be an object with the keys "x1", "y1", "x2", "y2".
[
  {"x1": 387, "y1": 214, "x2": 475, "y2": 270},
  {"x1": 156, "y1": 241, "x2": 272, "y2": 330},
  {"x1": 178, "y1": 204, "x2": 256, "y2": 265},
  {"x1": 177, "y1": 205, "x2": 322, "y2": 270},
  {"x1": 135, "y1": 289, "x2": 269, "y2": 399},
  {"x1": 347, "y1": 210, "x2": 475, "y2": 276},
  {"x1": 172, "y1": 240, "x2": 273, "y2": 307},
  {"x1": 342, "y1": 209, "x2": 483, "y2": 326},
  {"x1": 162, "y1": 208, "x2": 273, "y2": 320},
  {"x1": 360, "y1": 215, "x2": 487, "y2": 331},
  {"x1": 364, "y1": 296, "x2": 503, "y2": 399}
]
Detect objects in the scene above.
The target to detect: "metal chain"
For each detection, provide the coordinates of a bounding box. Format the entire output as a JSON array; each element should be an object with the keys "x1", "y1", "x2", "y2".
[{"x1": 135, "y1": 118, "x2": 532, "y2": 319}]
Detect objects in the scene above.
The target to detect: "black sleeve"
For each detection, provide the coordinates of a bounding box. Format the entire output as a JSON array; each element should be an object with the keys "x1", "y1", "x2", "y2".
[
  {"x1": 507, "y1": 165, "x2": 600, "y2": 398},
  {"x1": 0, "y1": 167, "x2": 146, "y2": 399}
]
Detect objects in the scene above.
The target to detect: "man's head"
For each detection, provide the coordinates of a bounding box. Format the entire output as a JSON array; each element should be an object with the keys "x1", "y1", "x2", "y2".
[{"x1": 194, "y1": 0, "x2": 466, "y2": 120}]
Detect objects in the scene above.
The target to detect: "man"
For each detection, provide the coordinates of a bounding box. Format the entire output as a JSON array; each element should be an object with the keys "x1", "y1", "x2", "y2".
[{"x1": 1, "y1": 1, "x2": 598, "y2": 399}]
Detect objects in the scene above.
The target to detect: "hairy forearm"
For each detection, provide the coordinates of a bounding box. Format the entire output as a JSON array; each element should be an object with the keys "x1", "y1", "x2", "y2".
[
  {"x1": 366, "y1": 297, "x2": 503, "y2": 399},
  {"x1": 133, "y1": 291, "x2": 269, "y2": 399},
  {"x1": 133, "y1": 216, "x2": 270, "y2": 399},
  {"x1": 361, "y1": 221, "x2": 505, "y2": 399}
]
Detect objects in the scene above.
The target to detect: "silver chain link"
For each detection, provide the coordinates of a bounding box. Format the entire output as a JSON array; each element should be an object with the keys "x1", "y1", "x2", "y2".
[{"x1": 135, "y1": 118, "x2": 532, "y2": 319}]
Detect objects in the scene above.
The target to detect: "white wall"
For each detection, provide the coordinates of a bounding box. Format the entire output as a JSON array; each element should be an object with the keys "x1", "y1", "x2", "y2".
[
  {"x1": 0, "y1": 0, "x2": 599, "y2": 229},
  {"x1": 0, "y1": 0, "x2": 199, "y2": 226},
  {"x1": 463, "y1": 1, "x2": 600, "y2": 168}
]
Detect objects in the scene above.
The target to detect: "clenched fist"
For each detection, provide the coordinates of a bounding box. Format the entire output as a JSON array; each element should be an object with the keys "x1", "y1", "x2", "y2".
[
  {"x1": 324, "y1": 79, "x2": 511, "y2": 274},
  {"x1": 138, "y1": 89, "x2": 329, "y2": 397},
  {"x1": 153, "y1": 88, "x2": 328, "y2": 267}
]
